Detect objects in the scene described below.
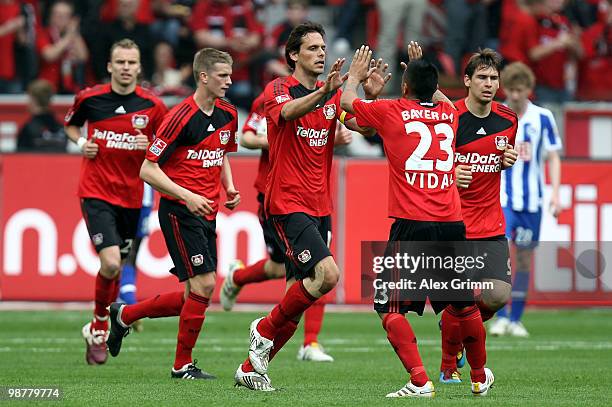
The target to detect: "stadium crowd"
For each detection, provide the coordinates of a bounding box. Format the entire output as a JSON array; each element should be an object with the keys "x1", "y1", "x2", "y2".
[{"x1": 1, "y1": 0, "x2": 610, "y2": 103}]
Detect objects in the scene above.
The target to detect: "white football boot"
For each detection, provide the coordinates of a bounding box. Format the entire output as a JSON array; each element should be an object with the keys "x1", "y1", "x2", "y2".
[
  {"x1": 248, "y1": 317, "x2": 274, "y2": 375},
  {"x1": 220, "y1": 260, "x2": 244, "y2": 311},
  {"x1": 234, "y1": 364, "x2": 275, "y2": 391},
  {"x1": 507, "y1": 321, "x2": 530, "y2": 337},
  {"x1": 386, "y1": 380, "x2": 435, "y2": 398},
  {"x1": 488, "y1": 317, "x2": 510, "y2": 336},
  {"x1": 472, "y1": 367, "x2": 495, "y2": 396},
  {"x1": 297, "y1": 342, "x2": 334, "y2": 362}
]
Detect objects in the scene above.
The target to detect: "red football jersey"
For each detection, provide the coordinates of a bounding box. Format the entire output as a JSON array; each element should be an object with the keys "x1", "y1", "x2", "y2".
[
  {"x1": 353, "y1": 98, "x2": 462, "y2": 222},
  {"x1": 65, "y1": 84, "x2": 167, "y2": 208},
  {"x1": 242, "y1": 92, "x2": 269, "y2": 194},
  {"x1": 145, "y1": 96, "x2": 238, "y2": 221},
  {"x1": 264, "y1": 76, "x2": 348, "y2": 217},
  {"x1": 454, "y1": 99, "x2": 518, "y2": 238}
]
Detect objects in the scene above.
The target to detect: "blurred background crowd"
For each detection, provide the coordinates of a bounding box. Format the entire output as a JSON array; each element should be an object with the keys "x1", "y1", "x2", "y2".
[{"x1": 1, "y1": 0, "x2": 611, "y2": 154}]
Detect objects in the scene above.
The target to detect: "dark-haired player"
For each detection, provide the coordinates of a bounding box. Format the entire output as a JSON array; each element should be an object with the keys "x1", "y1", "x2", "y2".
[
  {"x1": 438, "y1": 49, "x2": 518, "y2": 392},
  {"x1": 342, "y1": 43, "x2": 495, "y2": 398},
  {"x1": 106, "y1": 48, "x2": 240, "y2": 380},
  {"x1": 234, "y1": 22, "x2": 388, "y2": 391},
  {"x1": 65, "y1": 38, "x2": 167, "y2": 366}
]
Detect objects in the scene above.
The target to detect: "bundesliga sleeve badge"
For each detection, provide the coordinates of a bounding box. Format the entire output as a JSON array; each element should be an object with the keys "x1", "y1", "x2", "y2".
[
  {"x1": 495, "y1": 135, "x2": 508, "y2": 150},
  {"x1": 149, "y1": 138, "x2": 167, "y2": 156}
]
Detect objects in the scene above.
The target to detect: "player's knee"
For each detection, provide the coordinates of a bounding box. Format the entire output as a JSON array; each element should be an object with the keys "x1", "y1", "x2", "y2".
[
  {"x1": 189, "y1": 274, "x2": 216, "y2": 298},
  {"x1": 267, "y1": 261, "x2": 286, "y2": 279},
  {"x1": 320, "y1": 263, "x2": 340, "y2": 294},
  {"x1": 481, "y1": 283, "x2": 511, "y2": 311},
  {"x1": 100, "y1": 260, "x2": 121, "y2": 278}
]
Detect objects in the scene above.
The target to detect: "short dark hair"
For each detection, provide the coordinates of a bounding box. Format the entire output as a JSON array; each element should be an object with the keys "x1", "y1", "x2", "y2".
[
  {"x1": 403, "y1": 59, "x2": 438, "y2": 101},
  {"x1": 464, "y1": 48, "x2": 502, "y2": 79},
  {"x1": 284, "y1": 21, "x2": 325, "y2": 70}
]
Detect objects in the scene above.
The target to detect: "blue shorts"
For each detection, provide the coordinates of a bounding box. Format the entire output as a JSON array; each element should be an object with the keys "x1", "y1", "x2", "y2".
[{"x1": 503, "y1": 207, "x2": 542, "y2": 249}]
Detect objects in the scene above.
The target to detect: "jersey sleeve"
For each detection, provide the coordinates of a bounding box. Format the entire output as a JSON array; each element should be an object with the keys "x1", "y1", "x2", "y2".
[
  {"x1": 145, "y1": 104, "x2": 191, "y2": 164},
  {"x1": 264, "y1": 79, "x2": 293, "y2": 126},
  {"x1": 151, "y1": 99, "x2": 169, "y2": 139},
  {"x1": 351, "y1": 98, "x2": 391, "y2": 130},
  {"x1": 64, "y1": 89, "x2": 89, "y2": 127},
  {"x1": 541, "y1": 110, "x2": 562, "y2": 151},
  {"x1": 227, "y1": 116, "x2": 239, "y2": 153}
]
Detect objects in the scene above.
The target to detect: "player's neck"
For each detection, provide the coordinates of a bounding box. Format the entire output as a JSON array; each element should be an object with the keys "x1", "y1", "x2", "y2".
[
  {"x1": 510, "y1": 101, "x2": 528, "y2": 118},
  {"x1": 111, "y1": 80, "x2": 136, "y2": 96},
  {"x1": 292, "y1": 67, "x2": 318, "y2": 90},
  {"x1": 194, "y1": 87, "x2": 216, "y2": 115},
  {"x1": 466, "y1": 96, "x2": 492, "y2": 118}
]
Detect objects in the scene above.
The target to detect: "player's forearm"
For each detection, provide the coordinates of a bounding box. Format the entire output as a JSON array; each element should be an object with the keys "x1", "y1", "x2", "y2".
[
  {"x1": 240, "y1": 130, "x2": 265, "y2": 150},
  {"x1": 42, "y1": 37, "x2": 72, "y2": 62},
  {"x1": 548, "y1": 151, "x2": 561, "y2": 196},
  {"x1": 140, "y1": 160, "x2": 191, "y2": 201},
  {"x1": 65, "y1": 125, "x2": 83, "y2": 144},
  {"x1": 340, "y1": 77, "x2": 360, "y2": 114},
  {"x1": 221, "y1": 155, "x2": 235, "y2": 190},
  {"x1": 433, "y1": 89, "x2": 455, "y2": 109},
  {"x1": 281, "y1": 88, "x2": 328, "y2": 121}
]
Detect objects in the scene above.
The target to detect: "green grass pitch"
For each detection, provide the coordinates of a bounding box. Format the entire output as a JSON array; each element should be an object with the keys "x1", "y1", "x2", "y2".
[{"x1": 1, "y1": 309, "x2": 611, "y2": 406}]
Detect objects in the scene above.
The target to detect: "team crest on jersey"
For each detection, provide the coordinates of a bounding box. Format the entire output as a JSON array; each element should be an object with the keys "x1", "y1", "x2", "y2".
[
  {"x1": 220, "y1": 130, "x2": 231, "y2": 145},
  {"x1": 92, "y1": 233, "x2": 103, "y2": 246},
  {"x1": 191, "y1": 254, "x2": 204, "y2": 267},
  {"x1": 323, "y1": 104, "x2": 336, "y2": 120},
  {"x1": 131, "y1": 114, "x2": 149, "y2": 130},
  {"x1": 297, "y1": 249, "x2": 312, "y2": 264},
  {"x1": 149, "y1": 138, "x2": 167, "y2": 156},
  {"x1": 495, "y1": 135, "x2": 508, "y2": 150}
]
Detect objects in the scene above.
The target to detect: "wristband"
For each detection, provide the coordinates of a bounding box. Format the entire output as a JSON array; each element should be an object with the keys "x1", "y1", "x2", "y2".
[
  {"x1": 339, "y1": 111, "x2": 347, "y2": 125},
  {"x1": 76, "y1": 138, "x2": 87, "y2": 149}
]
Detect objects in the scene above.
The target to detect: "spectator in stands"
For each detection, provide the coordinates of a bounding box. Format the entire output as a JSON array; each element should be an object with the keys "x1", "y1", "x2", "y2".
[
  {"x1": 443, "y1": 0, "x2": 490, "y2": 77},
  {"x1": 151, "y1": 41, "x2": 192, "y2": 95},
  {"x1": 191, "y1": 0, "x2": 263, "y2": 109},
  {"x1": 530, "y1": 0, "x2": 583, "y2": 103},
  {"x1": 264, "y1": 0, "x2": 309, "y2": 79},
  {"x1": 151, "y1": 0, "x2": 193, "y2": 47},
  {"x1": 577, "y1": 0, "x2": 612, "y2": 100},
  {"x1": 376, "y1": 0, "x2": 427, "y2": 85},
  {"x1": 0, "y1": 0, "x2": 25, "y2": 93},
  {"x1": 37, "y1": 0, "x2": 89, "y2": 94},
  {"x1": 94, "y1": 0, "x2": 154, "y2": 81},
  {"x1": 17, "y1": 79, "x2": 67, "y2": 152}
]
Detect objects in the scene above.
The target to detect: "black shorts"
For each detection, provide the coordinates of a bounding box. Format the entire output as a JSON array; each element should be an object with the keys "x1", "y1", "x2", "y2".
[
  {"x1": 257, "y1": 193, "x2": 285, "y2": 264},
  {"x1": 374, "y1": 218, "x2": 468, "y2": 316},
  {"x1": 158, "y1": 198, "x2": 217, "y2": 282},
  {"x1": 80, "y1": 198, "x2": 140, "y2": 258},
  {"x1": 468, "y1": 235, "x2": 512, "y2": 284},
  {"x1": 269, "y1": 212, "x2": 332, "y2": 281}
]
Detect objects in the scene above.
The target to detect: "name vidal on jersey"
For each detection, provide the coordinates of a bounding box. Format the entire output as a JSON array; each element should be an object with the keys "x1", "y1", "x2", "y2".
[
  {"x1": 93, "y1": 129, "x2": 141, "y2": 150},
  {"x1": 296, "y1": 126, "x2": 330, "y2": 147},
  {"x1": 405, "y1": 172, "x2": 454, "y2": 190},
  {"x1": 187, "y1": 148, "x2": 224, "y2": 168},
  {"x1": 454, "y1": 152, "x2": 501, "y2": 172}
]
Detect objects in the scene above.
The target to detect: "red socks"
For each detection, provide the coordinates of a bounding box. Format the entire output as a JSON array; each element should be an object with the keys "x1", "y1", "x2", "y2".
[
  {"x1": 303, "y1": 299, "x2": 325, "y2": 345},
  {"x1": 242, "y1": 319, "x2": 300, "y2": 373},
  {"x1": 233, "y1": 259, "x2": 269, "y2": 286},
  {"x1": 440, "y1": 307, "x2": 463, "y2": 372},
  {"x1": 257, "y1": 280, "x2": 317, "y2": 340},
  {"x1": 93, "y1": 273, "x2": 117, "y2": 330},
  {"x1": 457, "y1": 305, "x2": 487, "y2": 383},
  {"x1": 174, "y1": 292, "x2": 209, "y2": 370},
  {"x1": 443, "y1": 305, "x2": 487, "y2": 383},
  {"x1": 121, "y1": 291, "x2": 185, "y2": 325},
  {"x1": 382, "y1": 313, "x2": 429, "y2": 387}
]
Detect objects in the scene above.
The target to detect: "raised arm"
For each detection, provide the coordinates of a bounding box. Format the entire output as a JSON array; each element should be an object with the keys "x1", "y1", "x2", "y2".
[{"x1": 281, "y1": 58, "x2": 348, "y2": 121}]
